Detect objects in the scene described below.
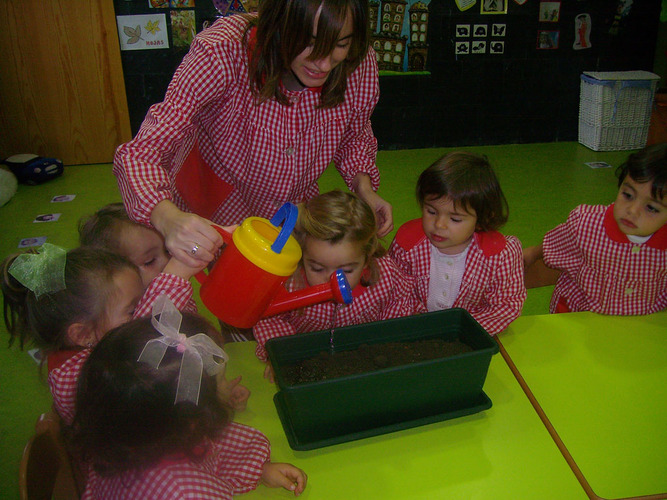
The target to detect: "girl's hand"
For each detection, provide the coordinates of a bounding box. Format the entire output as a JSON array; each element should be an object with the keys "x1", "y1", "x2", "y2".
[
  {"x1": 217, "y1": 375, "x2": 251, "y2": 412},
  {"x1": 352, "y1": 173, "x2": 394, "y2": 237},
  {"x1": 263, "y1": 362, "x2": 275, "y2": 384},
  {"x1": 261, "y1": 462, "x2": 308, "y2": 496},
  {"x1": 150, "y1": 200, "x2": 225, "y2": 267}
]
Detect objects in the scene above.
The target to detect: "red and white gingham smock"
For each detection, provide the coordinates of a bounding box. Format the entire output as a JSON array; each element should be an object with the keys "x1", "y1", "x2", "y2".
[
  {"x1": 48, "y1": 273, "x2": 196, "y2": 425},
  {"x1": 253, "y1": 255, "x2": 426, "y2": 361},
  {"x1": 114, "y1": 15, "x2": 380, "y2": 227},
  {"x1": 543, "y1": 204, "x2": 667, "y2": 315},
  {"x1": 388, "y1": 218, "x2": 526, "y2": 335},
  {"x1": 81, "y1": 422, "x2": 270, "y2": 500}
]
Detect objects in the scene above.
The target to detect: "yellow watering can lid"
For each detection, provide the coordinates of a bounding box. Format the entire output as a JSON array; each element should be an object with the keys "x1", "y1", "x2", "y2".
[{"x1": 233, "y1": 217, "x2": 301, "y2": 276}]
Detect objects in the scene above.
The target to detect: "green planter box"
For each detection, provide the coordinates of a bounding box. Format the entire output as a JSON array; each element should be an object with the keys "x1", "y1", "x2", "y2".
[{"x1": 266, "y1": 308, "x2": 499, "y2": 450}]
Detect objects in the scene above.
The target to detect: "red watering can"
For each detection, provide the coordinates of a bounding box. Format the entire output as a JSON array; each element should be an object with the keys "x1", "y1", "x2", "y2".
[{"x1": 195, "y1": 203, "x2": 352, "y2": 328}]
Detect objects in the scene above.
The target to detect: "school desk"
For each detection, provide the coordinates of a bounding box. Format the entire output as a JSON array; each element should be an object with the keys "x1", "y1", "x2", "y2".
[
  {"x1": 498, "y1": 311, "x2": 667, "y2": 500},
  {"x1": 224, "y1": 342, "x2": 586, "y2": 499}
]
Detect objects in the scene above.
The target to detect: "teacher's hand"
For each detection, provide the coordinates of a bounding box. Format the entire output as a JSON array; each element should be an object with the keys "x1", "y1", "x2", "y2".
[
  {"x1": 150, "y1": 200, "x2": 224, "y2": 267},
  {"x1": 353, "y1": 173, "x2": 394, "y2": 238}
]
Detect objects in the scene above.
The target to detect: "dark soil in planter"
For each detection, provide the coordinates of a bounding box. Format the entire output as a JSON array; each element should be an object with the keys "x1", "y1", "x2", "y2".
[{"x1": 282, "y1": 338, "x2": 473, "y2": 385}]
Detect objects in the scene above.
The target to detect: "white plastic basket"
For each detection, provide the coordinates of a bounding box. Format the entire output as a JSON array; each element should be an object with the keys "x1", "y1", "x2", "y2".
[{"x1": 578, "y1": 70, "x2": 660, "y2": 151}]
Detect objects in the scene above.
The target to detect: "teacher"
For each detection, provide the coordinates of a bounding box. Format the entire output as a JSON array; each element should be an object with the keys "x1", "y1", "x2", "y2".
[{"x1": 114, "y1": 0, "x2": 392, "y2": 268}]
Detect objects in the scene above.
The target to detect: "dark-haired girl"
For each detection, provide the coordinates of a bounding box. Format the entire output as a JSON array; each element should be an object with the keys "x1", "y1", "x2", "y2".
[{"x1": 389, "y1": 151, "x2": 526, "y2": 334}]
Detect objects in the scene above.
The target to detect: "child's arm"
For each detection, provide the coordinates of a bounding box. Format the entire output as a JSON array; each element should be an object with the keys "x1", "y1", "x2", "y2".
[
  {"x1": 522, "y1": 243, "x2": 544, "y2": 268},
  {"x1": 252, "y1": 314, "x2": 297, "y2": 363},
  {"x1": 468, "y1": 236, "x2": 527, "y2": 335},
  {"x1": 261, "y1": 461, "x2": 308, "y2": 497}
]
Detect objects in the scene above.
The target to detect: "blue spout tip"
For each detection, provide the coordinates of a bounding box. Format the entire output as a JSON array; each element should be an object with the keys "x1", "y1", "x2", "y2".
[{"x1": 335, "y1": 269, "x2": 353, "y2": 305}]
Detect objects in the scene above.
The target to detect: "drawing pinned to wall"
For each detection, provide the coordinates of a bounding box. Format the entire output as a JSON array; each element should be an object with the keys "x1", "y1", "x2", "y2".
[
  {"x1": 456, "y1": 24, "x2": 471, "y2": 37},
  {"x1": 539, "y1": 1, "x2": 561, "y2": 22},
  {"x1": 171, "y1": 9, "x2": 196, "y2": 47},
  {"x1": 573, "y1": 14, "x2": 591, "y2": 50},
  {"x1": 537, "y1": 30, "x2": 559, "y2": 49},
  {"x1": 473, "y1": 24, "x2": 488, "y2": 37},
  {"x1": 149, "y1": 0, "x2": 169, "y2": 7},
  {"x1": 170, "y1": 0, "x2": 195, "y2": 7},
  {"x1": 489, "y1": 40, "x2": 504, "y2": 54},
  {"x1": 371, "y1": 0, "x2": 431, "y2": 73},
  {"x1": 117, "y1": 14, "x2": 169, "y2": 50},
  {"x1": 455, "y1": 41, "x2": 470, "y2": 55},
  {"x1": 212, "y1": 0, "x2": 258, "y2": 15},
  {"x1": 481, "y1": 0, "x2": 507, "y2": 14},
  {"x1": 455, "y1": 0, "x2": 477, "y2": 11},
  {"x1": 472, "y1": 40, "x2": 487, "y2": 54},
  {"x1": 492, "y1": 23, "x2": 506, "y2": 37},
  {"x1": 609, "y1": 0, "x2": 633, "y2": 35},
  {"x1": 513, "y1": 0, "x2": 528, "y2": 4}
]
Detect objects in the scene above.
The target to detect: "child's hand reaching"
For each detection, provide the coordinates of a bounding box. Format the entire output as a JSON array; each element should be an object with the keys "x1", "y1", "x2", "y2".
[
  {"x1": 522, "y1": 244, "x2": 544, "y2": 268},
  {"x1": 261, "y1": 461, "x2": 307, "y2": 496},
  {"x1": 217, "y1": 374, "x2": 251, "y2": 412},
  {"x1": 263, "y1": 361, "x2": 275, "y2": 384}
]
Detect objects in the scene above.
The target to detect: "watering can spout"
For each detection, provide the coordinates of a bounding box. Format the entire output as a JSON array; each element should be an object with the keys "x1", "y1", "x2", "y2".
[{"x1": 262, "y1": 269, "x2": 353, "y2": 319}]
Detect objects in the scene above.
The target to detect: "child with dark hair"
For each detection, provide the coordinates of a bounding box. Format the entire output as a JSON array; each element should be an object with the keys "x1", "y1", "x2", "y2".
[
  {"x1": 524, "y1": 143, "x2": 667, "y2": 314},
  {"x1": 2, "y1": 243, "x2": 246, "y2": 426},
  {"x1": 71, "y1": 304, "x2": 307, "y2": 499},
  {"x1": 389, "y1": 151, "x2": 526, "y2": 334},
  {"x1": 2, "y1": 245, "x2": 144, "y2": 423}
]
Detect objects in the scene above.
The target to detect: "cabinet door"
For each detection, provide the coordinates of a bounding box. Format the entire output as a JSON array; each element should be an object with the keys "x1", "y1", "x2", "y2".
[{"x1": 0, "y1": 0, "x2": 131, "y2": 165}]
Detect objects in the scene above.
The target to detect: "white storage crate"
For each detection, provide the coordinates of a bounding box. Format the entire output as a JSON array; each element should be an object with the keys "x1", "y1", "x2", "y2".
[{"x1": 578, "y1": 70, "x2": 660, "y2": 151}]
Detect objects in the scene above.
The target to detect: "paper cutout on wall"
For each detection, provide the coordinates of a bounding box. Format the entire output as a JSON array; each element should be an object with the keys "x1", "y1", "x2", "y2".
[
  {"x1": 609, "y1": 0, "x2": 633, "y2": 35},
  {"x1": 573, "y1": 13, "x2": 591, "y2": 50},
  {"x1": 455, "y1": 0, "x2": 477, "y2": 11},
  {"x1": 117, "y1": 14, "x2": 169, "y2": 51}
]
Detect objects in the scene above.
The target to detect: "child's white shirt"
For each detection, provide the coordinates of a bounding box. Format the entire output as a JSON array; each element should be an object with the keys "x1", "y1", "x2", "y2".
[
  {"x1": 427, "y1": 243, "x2": 470, "y2": 311},
  {"x1": 627, "y1": 233, "x2": 652, "y2": 244}
]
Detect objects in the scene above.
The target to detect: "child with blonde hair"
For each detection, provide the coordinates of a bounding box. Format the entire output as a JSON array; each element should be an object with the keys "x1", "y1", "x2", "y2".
[
  {"x1": 71, "y1": 301, "x2": 307, "y2": 498},
  {"x1": 389, "y1": 151, "x2": 525, "y2": 334},
  {"x1": 524, "y1": 143, "x2": 667, "y2": 314},
  {"x1": 253, "y1": 190, "x2": 425, "y2": 380}
]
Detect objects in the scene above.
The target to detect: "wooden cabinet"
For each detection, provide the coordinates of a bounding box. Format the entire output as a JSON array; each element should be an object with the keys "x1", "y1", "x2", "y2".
[{"x1": 0, "y1": 0, "x2": 131, "y2": 165}]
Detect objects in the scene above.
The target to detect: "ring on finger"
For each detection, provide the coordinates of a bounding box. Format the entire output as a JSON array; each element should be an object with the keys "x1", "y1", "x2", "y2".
[{"x1": 191, "y1": 244, "x2": 200, "y2": 255}]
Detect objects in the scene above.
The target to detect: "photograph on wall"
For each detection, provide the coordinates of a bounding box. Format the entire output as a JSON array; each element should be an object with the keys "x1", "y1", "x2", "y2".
[
  {"x1": 539, "y1": 1, "x2": 561, "y2": 22},
  {"x1": 481, "y1": 0, "x2": 507, "y2": 14},
  {"x1": 117, "y1": 14, "x2": 169, "y2": 51},
  {"x1": 171, "y1": 9, "x2": 196, "y2": 47},
  {"x1": 537, "y1": 30, "x2": 559, "y2": 49}
]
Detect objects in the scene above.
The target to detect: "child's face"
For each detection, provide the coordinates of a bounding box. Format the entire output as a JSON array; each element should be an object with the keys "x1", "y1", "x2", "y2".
[
  {"x1": 286, "y1": 6, "x2": 353, "y2": 90},
  {"x1": 92, "y1": 267, "x2": 144, "y2": 342},
  {"x1": 118, "y1": 224, "x2": 170, "y2": 287},
  {"x1": 422, "y1": 195, "x2": 477, "y2": 255},
  {"x1": 302, "y1": 236, "x2": 366, "y2": 289},
  {"x1": 613, "y1": 176, "x2": 667, "y2": 237}
]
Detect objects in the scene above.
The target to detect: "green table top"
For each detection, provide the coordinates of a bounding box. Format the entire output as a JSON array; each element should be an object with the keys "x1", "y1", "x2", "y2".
[
  {"x1": 224, "y1": 342, "x2": 585, "y2": 499},
  {"x1": 499, "y1": 311, "x2": 667, "y2": 500}
]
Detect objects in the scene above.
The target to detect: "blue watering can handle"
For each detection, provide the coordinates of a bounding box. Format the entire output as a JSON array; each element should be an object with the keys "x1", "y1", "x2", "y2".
[{"x1": 270, "y1": 202, "x2": 299, "y2": 253}]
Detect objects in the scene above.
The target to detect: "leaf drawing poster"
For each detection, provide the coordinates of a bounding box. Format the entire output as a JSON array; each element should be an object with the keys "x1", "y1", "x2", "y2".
[{"x1": 116, "y1": 14, "x2": 169, "y2": 51}]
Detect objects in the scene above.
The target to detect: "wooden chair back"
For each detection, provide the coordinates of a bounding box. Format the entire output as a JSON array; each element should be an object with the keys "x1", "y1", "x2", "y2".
[{"x1": 19, "y1": 412, "x2": 84, "y2": 500}]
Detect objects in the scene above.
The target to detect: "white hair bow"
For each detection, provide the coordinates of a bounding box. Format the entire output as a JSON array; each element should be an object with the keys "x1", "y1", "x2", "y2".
[{"x1": 137, "y1": 294, "x2": 228, "y2": 405}]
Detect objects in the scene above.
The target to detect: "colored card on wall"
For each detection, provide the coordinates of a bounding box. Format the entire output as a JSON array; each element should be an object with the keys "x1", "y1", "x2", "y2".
[
  {"x1": 170, "y1": 10, "x2": 196, "y2": 47},
  {"x1": 117, "y1": 14, "x2": 169, "y2": 51}
]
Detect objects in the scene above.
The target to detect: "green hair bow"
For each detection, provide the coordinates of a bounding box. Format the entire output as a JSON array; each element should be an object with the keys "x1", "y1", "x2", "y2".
[{"x1": 8, "y1": 243, "x2": 67, "y2": 298}]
